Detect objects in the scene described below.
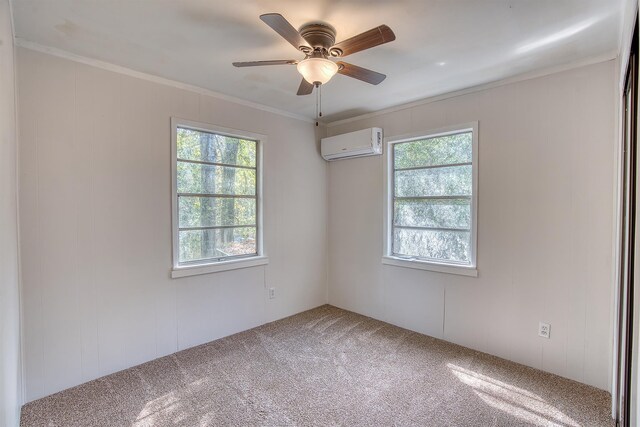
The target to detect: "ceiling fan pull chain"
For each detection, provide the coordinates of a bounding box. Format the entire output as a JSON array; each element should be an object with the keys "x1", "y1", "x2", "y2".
[
  {"x1": 319, "y1": 84, "x2": 323, "y2": 119},
  {"x1": 315, "y1": 83, "x2": 319, "y2": 126}
]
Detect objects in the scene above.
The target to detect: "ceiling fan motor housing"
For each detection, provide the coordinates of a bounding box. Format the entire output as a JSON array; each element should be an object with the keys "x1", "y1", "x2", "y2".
[{"x1": 299, "y1": 23, "x2": 337, "y2": 55}]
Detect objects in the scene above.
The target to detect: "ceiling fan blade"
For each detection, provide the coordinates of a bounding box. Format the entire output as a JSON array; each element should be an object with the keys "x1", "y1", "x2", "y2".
[
  {"x1": 260, "y1": 13, "x2": 311, "y2": 51},
  {"x1": 331, "y1": 25, "x2": 395, "y2": 57},
  {"x1": 337, "y1": 62, "x2": 386, "y2": 85},
  {"x1": 233, "y1": 60, "x2": 298, "y2": 67},
  {"x1": 297, "y1": 78, "x2": 314, "y2": 95}
]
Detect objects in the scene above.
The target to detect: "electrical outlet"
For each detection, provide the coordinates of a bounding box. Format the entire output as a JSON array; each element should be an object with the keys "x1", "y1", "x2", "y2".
[
  {"x1": 269, "y1": 287, "x2": 276, "y2": 299},
  {"x1": 538, "y1": 322, "x2": 550, "y2": 339}
]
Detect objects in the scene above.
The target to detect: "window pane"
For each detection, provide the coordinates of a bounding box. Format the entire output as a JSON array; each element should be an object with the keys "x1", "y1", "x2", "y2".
[
  {"x1": 179, "y1": 197, "x2": 256, "y2": 228},
  {"x1": 177, "y1": 162, "x2": 256, "y2": 195},
  {"x1": 179, "y1": 227, "x2": 257, "y2": 263},
  {"x1": 177, "y1": 127, "x2": 256, "y2": 167},
  {"x1": 394, "y1": 199, "x2": 470, "y2": 229},
  {"x1": 394, "y1": 132, "x2": 472, "y2": 169},
  {"x1": 395, "y1": 165, "x2": 471, "y2": 197},
  {"x1": 393, "y1": 228, "x2": 471, "y2": 263}
]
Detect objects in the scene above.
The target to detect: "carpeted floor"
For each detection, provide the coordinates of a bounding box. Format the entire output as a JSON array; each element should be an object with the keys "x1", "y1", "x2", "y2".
[{"x1": 21, "y1": 305, "x2": 613, "y2": 426}]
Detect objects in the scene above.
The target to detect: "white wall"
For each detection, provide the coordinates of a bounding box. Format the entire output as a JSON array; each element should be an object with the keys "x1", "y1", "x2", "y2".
[
  {"x1": 17, "y1": 47, "x2": 328, "y2": 402},
  {"x1": 327, "y1": 60, "x2": 617, "y2": 391},
  {"x1": 0, "y1": 0, "x2": 22, "y2": 425}
]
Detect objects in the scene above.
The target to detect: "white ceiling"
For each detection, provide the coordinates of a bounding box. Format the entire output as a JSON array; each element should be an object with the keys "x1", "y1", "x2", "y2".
[{"x1": 12, "y1": 0, "x2": 626, "y2": 122}]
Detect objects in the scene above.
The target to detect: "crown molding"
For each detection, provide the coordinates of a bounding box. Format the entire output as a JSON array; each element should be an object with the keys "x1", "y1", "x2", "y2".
[
  {"x1": 326, "y1": 50, "x2": 618, "y2": 128},
  {"x1": 14, "y1": 38, "x2": 317, "y2": 124}
]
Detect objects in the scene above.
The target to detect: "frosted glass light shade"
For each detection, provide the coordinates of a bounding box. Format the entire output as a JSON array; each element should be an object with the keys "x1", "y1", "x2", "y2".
[{"x1": 296, "y1": 58, "x2": 339, "y2": 85}]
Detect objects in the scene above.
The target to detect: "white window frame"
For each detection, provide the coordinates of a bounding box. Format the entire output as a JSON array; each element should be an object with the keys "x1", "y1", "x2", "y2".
[
  {"x1": 382, "y1": 122, "x2": 478, "y2": 277},
  {"x1": 170, "y1": 118, "x2": 267, "y2": 278}
]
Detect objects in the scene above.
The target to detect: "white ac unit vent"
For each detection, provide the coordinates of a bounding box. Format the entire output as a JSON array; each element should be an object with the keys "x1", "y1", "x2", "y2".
[{"x1": 321, "y1": 127, "x2": 383, "y2": 161}]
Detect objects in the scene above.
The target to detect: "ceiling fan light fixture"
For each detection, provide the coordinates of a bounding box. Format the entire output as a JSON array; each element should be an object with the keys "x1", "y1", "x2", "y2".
[{"x1": 296, "y1": 57, "x2": 339, "y2": 85}]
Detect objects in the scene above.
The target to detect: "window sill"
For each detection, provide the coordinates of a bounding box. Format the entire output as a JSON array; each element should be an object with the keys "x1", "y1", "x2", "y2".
[
  {"x1": 381, "y1": 256, "x2": 478, "y2": 277},
  {"x1": 171, "y1": 256, "x2": 269, "y2": 278}
]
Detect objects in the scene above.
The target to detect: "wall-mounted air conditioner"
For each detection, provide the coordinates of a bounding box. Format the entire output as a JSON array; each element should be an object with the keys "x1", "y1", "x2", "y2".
[{"x1": 321, "y1": 127, "x2": 383, "y2": 161}]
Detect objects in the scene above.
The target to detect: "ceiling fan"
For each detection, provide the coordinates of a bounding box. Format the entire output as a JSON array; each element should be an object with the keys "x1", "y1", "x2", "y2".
[{"x1": 233, "y1": 13, "x2": 396, "y2": 96}]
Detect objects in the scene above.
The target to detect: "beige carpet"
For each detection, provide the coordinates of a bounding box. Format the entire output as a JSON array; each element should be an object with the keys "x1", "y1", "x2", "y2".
[{"x1": 21, "y1": 305, "x2": 613, "y2": 426}]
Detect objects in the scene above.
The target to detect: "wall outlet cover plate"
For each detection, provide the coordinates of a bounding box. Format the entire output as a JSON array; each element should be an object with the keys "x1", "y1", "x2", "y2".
[{"x1": 538, "y1": 322, "x2": 550, "y2": 339}]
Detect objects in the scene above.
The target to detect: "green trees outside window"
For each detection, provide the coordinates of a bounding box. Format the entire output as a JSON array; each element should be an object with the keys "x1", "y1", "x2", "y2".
[
  {"x1": 176, "y1": 127, "x2": 258, "y2": 264},
  {"x1": 392, "y1": 131, "x2": 473, "y2": 264}
]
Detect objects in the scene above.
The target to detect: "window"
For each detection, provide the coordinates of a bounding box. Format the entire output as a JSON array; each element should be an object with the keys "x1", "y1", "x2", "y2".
[
  {"x1": 171, "y1": 119, "x2": 266, "y2": 277},
  {"x1": 383, "y1": 123, "x2": 478, "y2": 276}
]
